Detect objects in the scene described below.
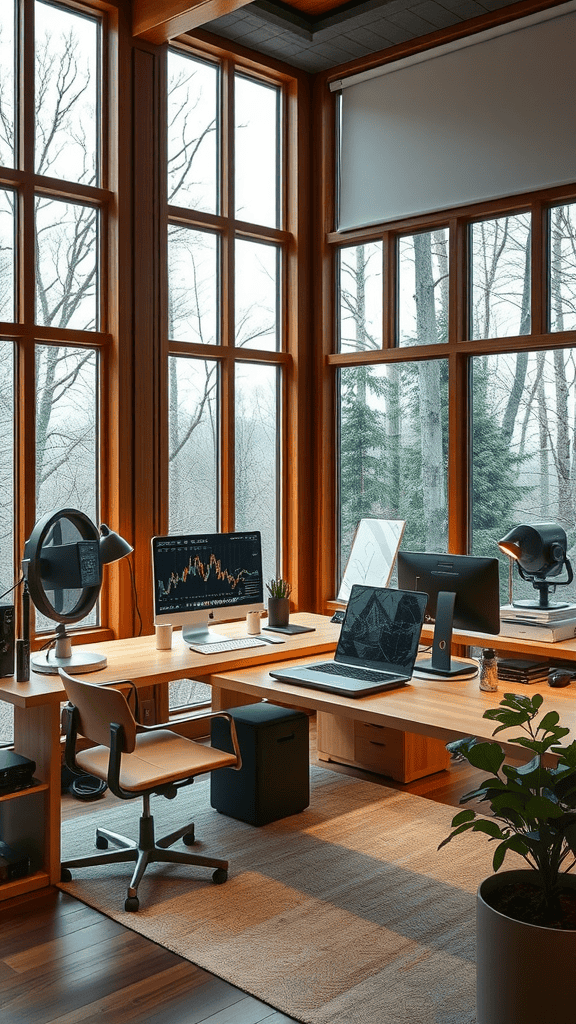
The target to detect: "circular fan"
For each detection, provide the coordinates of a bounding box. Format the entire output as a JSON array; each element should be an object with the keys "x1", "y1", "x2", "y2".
[{"x1": 22, "y1": 507, "x2": 132, "y2": 675}]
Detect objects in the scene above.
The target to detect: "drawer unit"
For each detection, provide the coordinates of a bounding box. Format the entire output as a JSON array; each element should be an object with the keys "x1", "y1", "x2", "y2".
[{"x1": 316, "y1": 712, "x2": 450, "y2": 784}]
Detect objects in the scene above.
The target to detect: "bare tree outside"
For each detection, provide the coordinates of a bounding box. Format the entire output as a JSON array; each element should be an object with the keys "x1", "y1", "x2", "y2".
[
  {"x1": 0, "y1": 2, "x2": 100, "y2": 739},
  {"x1": 166, "y1": 54, "x2": 281, "y2": 564}
]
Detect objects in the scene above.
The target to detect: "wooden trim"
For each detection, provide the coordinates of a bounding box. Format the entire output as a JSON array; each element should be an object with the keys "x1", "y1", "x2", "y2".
[
  {"x1": 218, "y1": 59, "x2": 235, "y2": 529},
  {"x1": 448, "y1": 352, "x2": 470, "y2": 554},
  {"x1": 101, "y1": 3, "x2": 136, "y2": 639},
  {"x1": 531, "y1": 197, "x2": 546, "y2": 337},
  {"x1": 166, "y1": 339, "x2": 291, "y2": 362},
  {"x1": 327, "y1": 331, "x2": 576, "y2": 365},
  {"x1": 283, "y1": 73, "x2": 313, "y2": 609},
  {"x1": 383, "y1": 232, "x2": 395, "y2": 350},
  {"x1": 133, "y1": 0, "x2": 253, "y2": 44},
  {"x1": 326, "y1": 182, "x2": 576, "y2": 245},
  {"x1": 313, "y1": 74, "x2": 337, "y2": 612}
]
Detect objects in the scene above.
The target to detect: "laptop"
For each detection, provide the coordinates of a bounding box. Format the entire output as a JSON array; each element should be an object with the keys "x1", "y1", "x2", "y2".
[{"x1": 269, "y1": 584, "x2": 427, "y2": 697}]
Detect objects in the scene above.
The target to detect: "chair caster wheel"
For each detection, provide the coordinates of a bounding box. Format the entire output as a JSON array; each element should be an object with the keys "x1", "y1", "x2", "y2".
[
  {"x1": 125, "y1": 896, "x2": 139, "y2": 912},
  {"x1": 183, "y1": 829, "x2": 195, "y2": 845},
  {"x1": 212, "y1": 868, "x2": 227, "y2": 885},
  {"x1": 60, "y1": 868, "x2": 72, "y2": 882},
  {"x1": 96, "y1": 835, "x2": 109, "y2": 850}
]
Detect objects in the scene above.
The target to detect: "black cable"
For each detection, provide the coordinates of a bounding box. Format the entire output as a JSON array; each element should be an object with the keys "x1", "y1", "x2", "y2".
[
  {"x1": 0, "y1": 575, "x2": 24, "y2": 601},
  {"x1": 127, "y1": 555, "x2": 143, "y2": 636}
]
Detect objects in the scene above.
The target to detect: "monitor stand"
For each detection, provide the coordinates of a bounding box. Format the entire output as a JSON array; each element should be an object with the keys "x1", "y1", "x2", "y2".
[
  {"x1": 181, "y1": 621, "x2": 229, "y2": 646},
  {"x1": 413, "y1": 591, "x2": 478, "y2": 680}
]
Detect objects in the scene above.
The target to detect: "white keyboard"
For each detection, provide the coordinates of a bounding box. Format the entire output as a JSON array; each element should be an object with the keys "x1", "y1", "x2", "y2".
[{"x1": 188, "y1": 637, "x2": 267, "y2": 655}]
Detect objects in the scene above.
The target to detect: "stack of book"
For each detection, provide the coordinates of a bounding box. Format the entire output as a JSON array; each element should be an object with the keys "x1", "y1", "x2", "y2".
[
  {"x1": 497, "y1": 657, "x2": 550, "y2": 685},
  {"x1": 499, "y1": 603, "x2": 576, "y2": 642}
]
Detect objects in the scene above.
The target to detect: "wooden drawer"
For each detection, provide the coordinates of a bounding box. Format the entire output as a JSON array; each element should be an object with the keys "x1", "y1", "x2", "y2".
[
  {"x1": 354, "y1": 722, "x2": 403, "y2": 770},
  {"x1": 316, "y1": 711, "x2": 450, "y2": 784}
]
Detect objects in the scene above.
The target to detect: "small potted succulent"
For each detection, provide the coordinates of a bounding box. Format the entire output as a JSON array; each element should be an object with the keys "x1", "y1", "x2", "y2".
[
  {"x1": 439, "y1": 692, "x2": 576, "y2": 1024},
  {"x1": 266, "y1": 578, "x2": 292, "y2": 627}
]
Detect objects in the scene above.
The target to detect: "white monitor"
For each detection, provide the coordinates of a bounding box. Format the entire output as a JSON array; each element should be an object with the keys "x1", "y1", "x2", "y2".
[
  {"x1": 151, "y1": 531, "x2": 264, "y2": 646},
  {"x1": 337, "y1": 519, "x2": 406, "y2": 604}
]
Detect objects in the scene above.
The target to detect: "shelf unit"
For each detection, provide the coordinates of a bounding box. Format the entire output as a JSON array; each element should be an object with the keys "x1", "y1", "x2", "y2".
[{"x1": 0, "y1": 676, "x2": 63, "y2": 902}]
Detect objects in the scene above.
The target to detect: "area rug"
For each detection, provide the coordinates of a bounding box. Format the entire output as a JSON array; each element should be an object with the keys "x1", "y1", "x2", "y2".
[{"x1": 59, "y1": 766, "x2": 512, "y2": 1024}]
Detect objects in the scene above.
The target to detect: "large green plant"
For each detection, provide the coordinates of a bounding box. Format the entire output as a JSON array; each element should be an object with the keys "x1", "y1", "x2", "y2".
[{"x1": 439, "y1": 693, "x2": 576, "y2": 919}]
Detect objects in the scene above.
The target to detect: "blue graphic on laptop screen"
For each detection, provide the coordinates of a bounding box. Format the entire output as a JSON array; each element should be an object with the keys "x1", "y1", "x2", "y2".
[{"x1": 339, "y1": 586, "x2": 425, "y2": 672}]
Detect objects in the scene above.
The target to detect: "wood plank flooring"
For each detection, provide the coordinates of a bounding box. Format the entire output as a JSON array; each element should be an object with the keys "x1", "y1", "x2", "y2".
[{"x1": 1, "y1": 720, "x2": 482, "y2": 1024}]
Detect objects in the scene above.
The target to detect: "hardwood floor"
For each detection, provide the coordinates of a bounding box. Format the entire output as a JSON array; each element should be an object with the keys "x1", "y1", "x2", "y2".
[{"x1": 1, "y1": 720, "x2": 482, "y2": 1024}]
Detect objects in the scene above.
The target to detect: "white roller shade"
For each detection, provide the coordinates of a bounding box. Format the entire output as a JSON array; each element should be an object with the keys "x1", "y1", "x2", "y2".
[{"x1": 336, "y1": 5, "x2": 576, "y2": 231}]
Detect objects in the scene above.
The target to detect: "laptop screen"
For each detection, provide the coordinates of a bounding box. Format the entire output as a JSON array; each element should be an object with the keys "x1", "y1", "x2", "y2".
[{"x1": 336, "y1": 585, "x2": 427, "y2": 674}]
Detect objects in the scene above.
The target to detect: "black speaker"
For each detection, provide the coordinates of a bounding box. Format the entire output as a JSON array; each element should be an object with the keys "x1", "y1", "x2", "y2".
[{"x1": 0, "y1": 604, "x2": 15, "y2": 677}]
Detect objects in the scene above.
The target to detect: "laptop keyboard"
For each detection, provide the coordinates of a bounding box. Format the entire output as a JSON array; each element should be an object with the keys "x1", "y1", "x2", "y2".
[{"x1": 313, "y1": 663, "x2": 395, "y2": 683}]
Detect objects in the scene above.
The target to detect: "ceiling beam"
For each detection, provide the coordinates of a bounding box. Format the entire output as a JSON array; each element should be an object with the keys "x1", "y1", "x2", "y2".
[{"x1": 133, "y1": 0, "x2": 254, "y2": 43}]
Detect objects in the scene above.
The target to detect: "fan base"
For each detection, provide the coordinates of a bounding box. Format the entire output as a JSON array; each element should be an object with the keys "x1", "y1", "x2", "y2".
[{"x1": 32, "y1": 650, "x2": 107, "y2": 675}]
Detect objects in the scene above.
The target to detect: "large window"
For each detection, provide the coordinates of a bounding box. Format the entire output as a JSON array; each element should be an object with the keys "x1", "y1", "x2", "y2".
[
  {"x1": 166, "y1": 48, "x2": 284, "y2": 584},
  {"x1": 166, "y1": 45, "x2": 287, "y2": 712},
  {"x1": 0, "y1": 0, "x2": 106, "y2": 741},
  {"x1": 333, "y1": 198, "x2": 576, "y2": 601}
]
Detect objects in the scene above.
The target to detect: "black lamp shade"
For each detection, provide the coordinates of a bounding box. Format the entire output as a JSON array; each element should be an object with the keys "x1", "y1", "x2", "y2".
[
  {"x1": 99, "y1": 524, "x2": 133, "y2": 564},
  {"x1": 497, "y1": 523, "x2": 567, "y2": 579}
]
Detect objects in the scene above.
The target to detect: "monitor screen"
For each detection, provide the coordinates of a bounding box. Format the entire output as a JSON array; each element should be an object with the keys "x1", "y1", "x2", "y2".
[
  {"x1": 396, "y1": 551, "x2": 500, "y2": 678},
  {"x1": 151, "y1": 531, "x2": 264, "y2": 645}
]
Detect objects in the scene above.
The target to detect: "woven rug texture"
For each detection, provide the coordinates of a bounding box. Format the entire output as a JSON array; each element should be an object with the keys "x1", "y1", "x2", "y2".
[{"x1": 59, "y1": 766, "x2": 511, "y2": 1024}]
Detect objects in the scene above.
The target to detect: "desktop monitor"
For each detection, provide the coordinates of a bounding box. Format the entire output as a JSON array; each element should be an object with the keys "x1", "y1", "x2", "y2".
[
  {"x1": 151, "y1": 531, "x2": 264, "y2": 646},
  {"x1": 396, "y1": 551, "x2": 500, "y2": 679}
]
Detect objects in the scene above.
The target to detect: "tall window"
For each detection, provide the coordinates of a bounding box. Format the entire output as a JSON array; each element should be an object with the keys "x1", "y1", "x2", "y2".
[
  {"x1": 165, "y1": 46, "x2": 286, "y2": 712},
  {"x1": 166, "y1": 48, "x2": 283, "y2": 584},
  {"x1": 0, "y1": 0, "x2": 105, "y2": 741},
  {"x1": 333, "y1": 198, "x2": 576, "y2": 601}
]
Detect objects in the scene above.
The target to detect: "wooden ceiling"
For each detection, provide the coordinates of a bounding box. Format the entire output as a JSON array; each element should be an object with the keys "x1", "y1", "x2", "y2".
[{"x1": 132, "y1": 0, "x2": 366, "y2": 43}]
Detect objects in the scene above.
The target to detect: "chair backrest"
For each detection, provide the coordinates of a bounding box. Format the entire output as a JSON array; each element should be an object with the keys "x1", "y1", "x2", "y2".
[{"x1": 60, "y1": 670, "x2": 137, "y2": 753}]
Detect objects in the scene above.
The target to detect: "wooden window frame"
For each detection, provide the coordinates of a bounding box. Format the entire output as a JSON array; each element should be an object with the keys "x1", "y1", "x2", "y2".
[
  {"x1": 0, "y1": 0, "x2": 128, "y2": 647},
  {"x1": 159, "y1": 33, "x2": 313, "y2": 617},
  {"x1": 312, "y1": 1, "x2": 576, "y2": 614}
]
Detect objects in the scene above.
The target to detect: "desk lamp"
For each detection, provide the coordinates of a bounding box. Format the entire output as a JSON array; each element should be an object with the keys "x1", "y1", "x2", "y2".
[
  {"x1": 497, "y1": 523, "x2": 573, "y2": 609},
  {"x1": 22, "y1": 508, "x2": 133, "y2": 675}
]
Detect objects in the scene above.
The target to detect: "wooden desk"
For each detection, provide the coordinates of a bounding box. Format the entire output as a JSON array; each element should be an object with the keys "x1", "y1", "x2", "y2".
[
  {"x1": 210, "y1": 654, "x2": 576, "y2": 780},
  {"x1": 2, "y1": 611, "x2": 576, "y2": 904},
  {"x1": 0, "y1": 613, "x2": 338, "y2": 902}
]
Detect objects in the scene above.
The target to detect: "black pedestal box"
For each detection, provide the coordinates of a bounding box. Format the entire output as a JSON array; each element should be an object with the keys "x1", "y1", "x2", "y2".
[{"x1": 210, "y1": 703, "x2": 309, "y2": 826}]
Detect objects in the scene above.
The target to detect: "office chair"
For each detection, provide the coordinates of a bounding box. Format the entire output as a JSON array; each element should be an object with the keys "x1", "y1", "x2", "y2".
[{"x1": 59, "y1": 669, "x2": 242, "y2": 911}]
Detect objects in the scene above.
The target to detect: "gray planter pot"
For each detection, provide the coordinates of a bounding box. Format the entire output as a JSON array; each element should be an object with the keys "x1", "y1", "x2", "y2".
[
  {"x1": 267, "y1": 597, "x2": 289, "y2": 627},
  {"x1": 477, "y1": 869, "x2": 576, "y2": 1024}
]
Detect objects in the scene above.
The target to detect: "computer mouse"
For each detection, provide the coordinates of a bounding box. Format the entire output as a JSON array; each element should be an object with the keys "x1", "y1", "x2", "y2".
[{"x1": 548, "y1": 670, "x2": 573, "y2": 688}]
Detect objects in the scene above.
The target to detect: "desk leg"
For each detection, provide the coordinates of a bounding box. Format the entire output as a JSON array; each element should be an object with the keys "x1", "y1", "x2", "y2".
[
  {"x1": 14, "y1": 702, "x2": 62, "y2": 885},
  {"x1": 210, "y1": 680, "x2": 261, "y2": 713}
]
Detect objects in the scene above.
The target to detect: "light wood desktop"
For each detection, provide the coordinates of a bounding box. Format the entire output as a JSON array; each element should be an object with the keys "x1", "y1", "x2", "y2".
[{"x1": 3, "y1": 611, "x2": 576, "y2": 904}]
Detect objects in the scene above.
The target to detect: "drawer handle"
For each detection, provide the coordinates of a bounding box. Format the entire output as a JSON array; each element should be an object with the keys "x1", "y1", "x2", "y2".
[
  {"x1": 369, "y1": 740, "x2": 387, "y2": 748},
  {"x1": 277, "y1": 733, "x2": 295, "y2": 743}
]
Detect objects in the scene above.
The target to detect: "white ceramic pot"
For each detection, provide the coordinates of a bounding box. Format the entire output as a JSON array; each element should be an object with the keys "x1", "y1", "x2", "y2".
[{"x1": 476, "y1": 869, "x2": 576, "y2": 1024}]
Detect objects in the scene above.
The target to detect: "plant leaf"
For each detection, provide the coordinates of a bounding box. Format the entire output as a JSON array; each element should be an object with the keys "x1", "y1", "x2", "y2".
[
  {"x1": 450, "y1": 809, "x2": 476, "y2": 827},
  {"x1": 462, "y1": 742, "x2": 505, "y2": 774}
]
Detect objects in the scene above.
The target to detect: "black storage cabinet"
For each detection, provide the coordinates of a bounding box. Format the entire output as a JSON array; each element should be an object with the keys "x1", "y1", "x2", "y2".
[{"x1": 210, "y1": 702, "x2": 309, "y2": 826}]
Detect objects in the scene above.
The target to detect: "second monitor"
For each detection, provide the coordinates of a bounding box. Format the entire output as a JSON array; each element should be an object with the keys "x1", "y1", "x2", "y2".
[
  {"x1": 397, "y1": 550, "x2": 500, "y2": 678},
  {"x1": 152, "y1": 531, "x2": 264, "y2": 646}
]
